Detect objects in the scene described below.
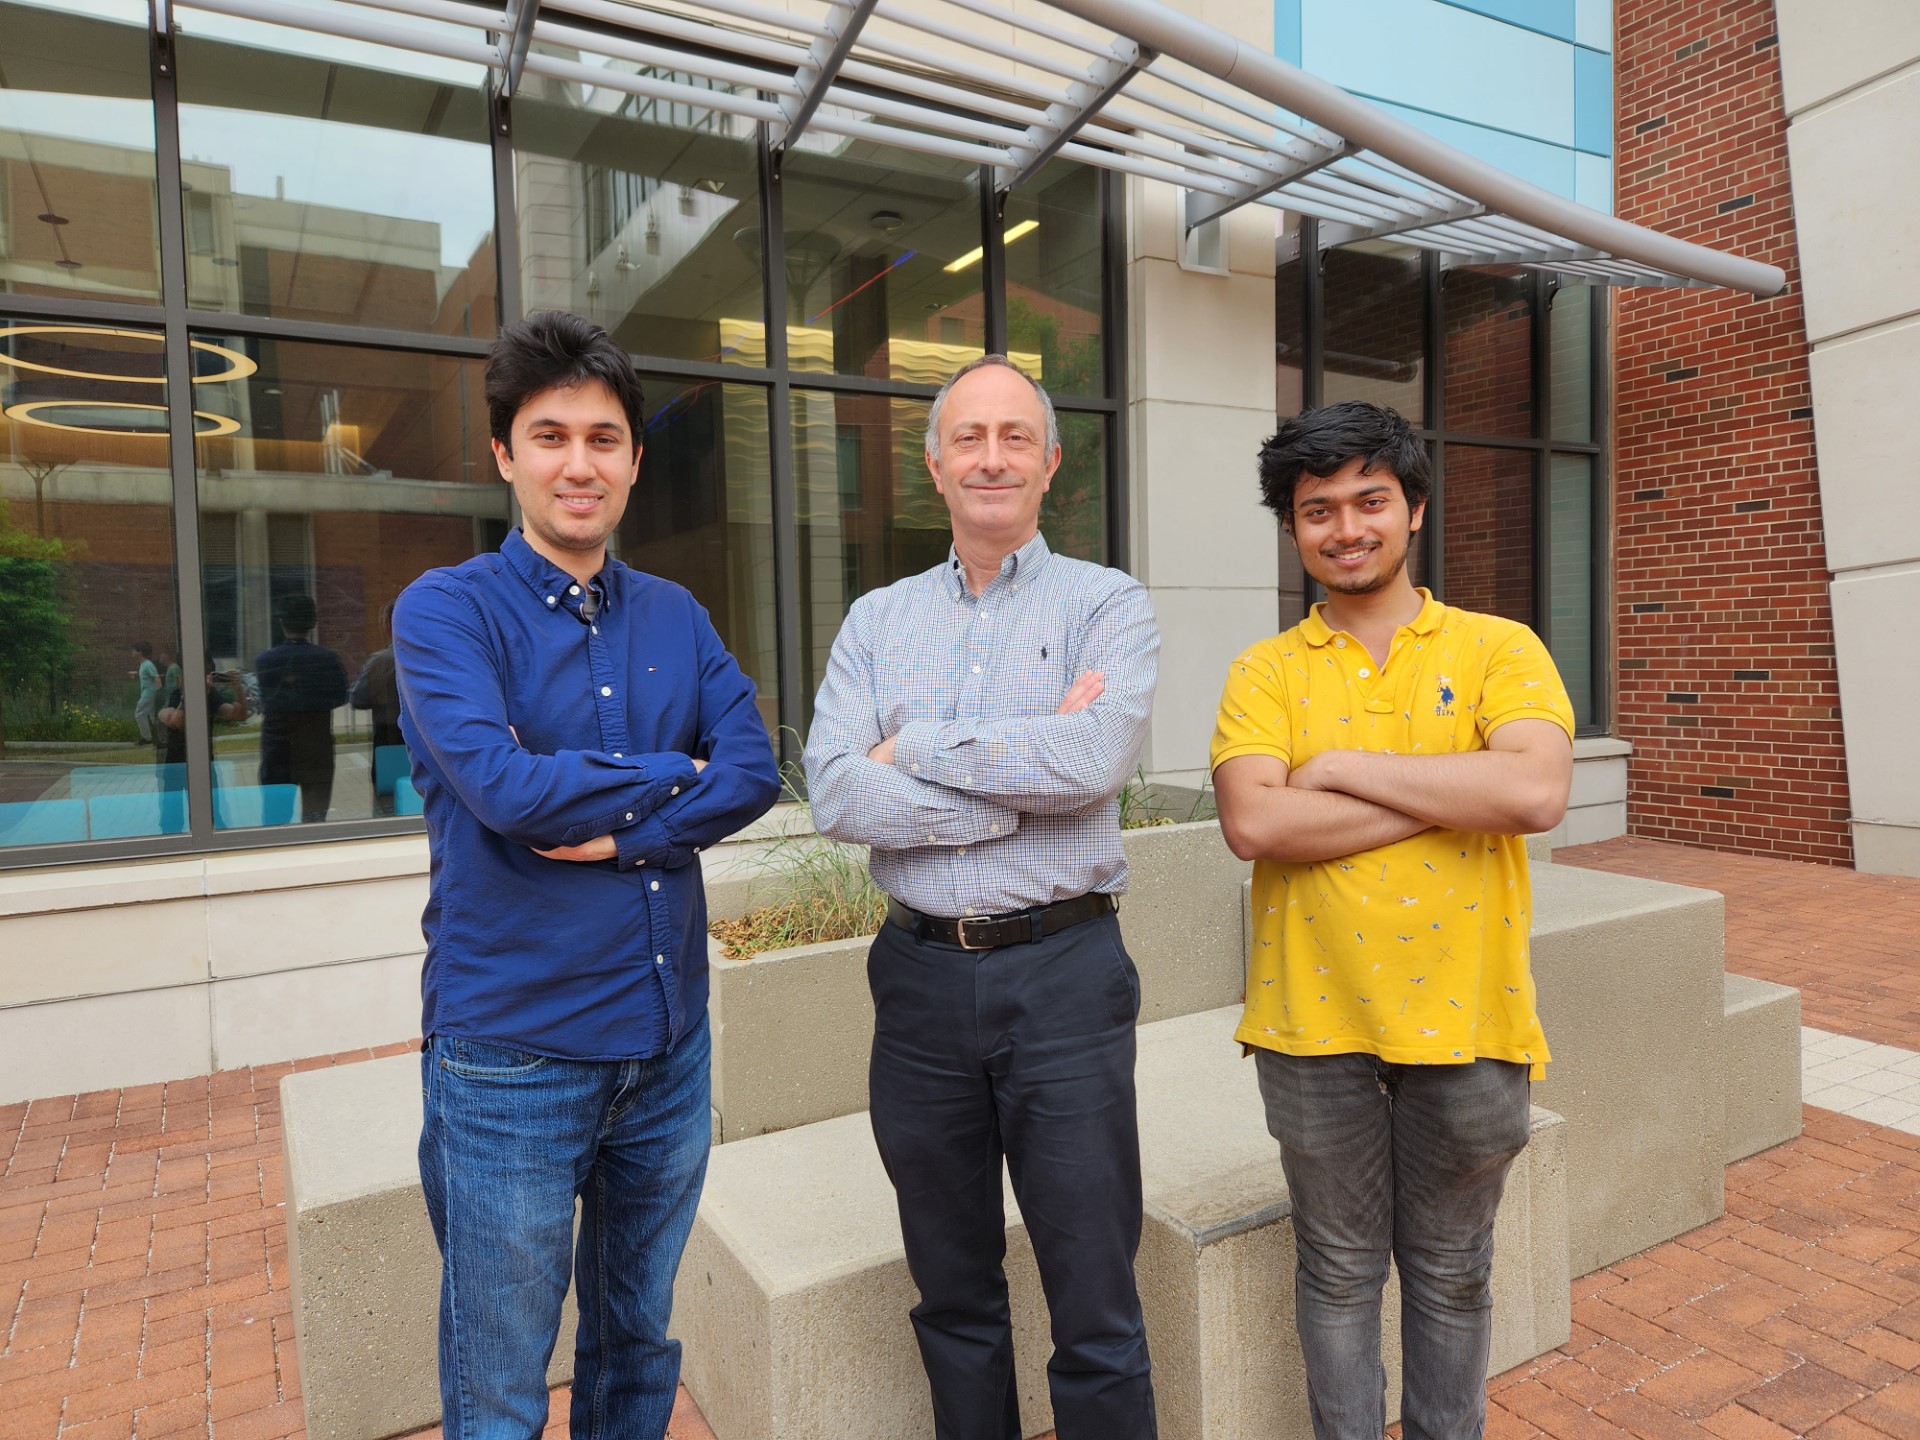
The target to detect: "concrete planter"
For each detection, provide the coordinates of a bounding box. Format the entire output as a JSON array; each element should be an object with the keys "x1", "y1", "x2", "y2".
[{"x1": 705, "y1": 818, "x2": 1249, "y2": 1142}]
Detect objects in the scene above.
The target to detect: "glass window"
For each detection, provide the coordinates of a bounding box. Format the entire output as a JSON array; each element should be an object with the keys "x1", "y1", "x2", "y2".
[
  {"x1": 514, "y1": 58, "x2": 765, "y2": 368},
  {"x1": 0, "y1": 319, "x2": 181, "y2": 848},
  {"x1": 1044, "y1": 410, "x2": 1107, "y2": 563},
  {"x1": 1439, "y1": 445, "x2": 1533, "y2": 625},
  {"x1": 1549, "y1": 283, "x2": 1594, "y2": 442},
  {"x1": 189, "y1": 334, "x2": 501, "y2": 829},
  {"x1": 1002, "y1": 160, "x2": 1104, "y2": 397},
  {"x1": 1323, "y1": 241, "x2": 1424, "y2": 423},
  {"x1": 173, "y1": 8, "x2": 497, "y2": 336},
  {"x1": 625, "y1": 374, "x2": 777, "y2": 736},
  {"x1": 1548, "y1": 453, "x2": 1596, "y2": 728},
  {"x1": 1443, "y1": 268, "x2": 1533, "y2": 437},
  {"x1": 0, "y1": 1, "x2": 162, "y2": 304},
  {"x1": 781, "y1": 143, "x2": 983, "y2": 381},
  {"x1": 792, "y1": 391, "x2": 943, "y2": 709}
]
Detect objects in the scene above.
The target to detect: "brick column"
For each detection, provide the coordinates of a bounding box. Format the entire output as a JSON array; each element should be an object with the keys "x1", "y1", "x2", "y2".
[{"x1": 1613, "y1": 0, "x2": 1849, "y2": 865}]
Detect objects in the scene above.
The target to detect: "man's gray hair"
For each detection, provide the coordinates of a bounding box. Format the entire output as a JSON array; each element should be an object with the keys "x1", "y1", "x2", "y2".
[{"x1": 924, "y1": 354, "x2": 1060, "y2": 461}]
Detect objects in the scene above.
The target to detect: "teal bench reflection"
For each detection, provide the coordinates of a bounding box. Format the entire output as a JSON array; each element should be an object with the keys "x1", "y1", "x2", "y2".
[
  {"x1": 0, "y1": 798, "x2": 89, "y2": 846},
  {"x1": 394, "y1": 776, "x2": 424, "y2": 816}
]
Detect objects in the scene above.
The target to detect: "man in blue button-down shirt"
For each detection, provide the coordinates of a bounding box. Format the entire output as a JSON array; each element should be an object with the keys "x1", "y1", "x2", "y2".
[{"x1": 394, "y1": 311, "x2": 779, "y2": 1440}]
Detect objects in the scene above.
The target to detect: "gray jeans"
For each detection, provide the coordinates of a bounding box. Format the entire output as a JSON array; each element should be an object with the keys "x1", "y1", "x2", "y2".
[{"x1": 1254, "y1": 1050, "x2": 1531, "y2": 1440}]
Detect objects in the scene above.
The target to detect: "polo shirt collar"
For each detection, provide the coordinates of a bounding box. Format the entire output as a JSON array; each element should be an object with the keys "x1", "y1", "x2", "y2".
[
  {"x1": 943, "y1": 530, "x2": 1052, "y2": 598},
  {"x1": 501, "y1": 527, "x2": 617, "y2": 619},
  {"x1": 1299, "y1": 587, "x2": 1444, "y2": 647}
]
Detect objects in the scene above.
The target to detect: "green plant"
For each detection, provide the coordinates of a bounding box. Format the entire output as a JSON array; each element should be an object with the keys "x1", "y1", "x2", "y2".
[
  {"x1": 8, "y1": 702, "x2": 141, "y2": 744},
  {"x1": 709, "y1": 752, "x2": 886, "y2": 959}
]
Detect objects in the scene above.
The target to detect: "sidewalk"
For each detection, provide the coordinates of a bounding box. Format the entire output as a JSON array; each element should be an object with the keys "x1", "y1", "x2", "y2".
[{"x1": 2, "y1": 836, "x2": 1916, "y2": 1440}]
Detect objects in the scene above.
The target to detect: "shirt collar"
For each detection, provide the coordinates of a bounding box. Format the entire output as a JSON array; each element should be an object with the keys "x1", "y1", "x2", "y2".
[
  {"x1": 502, "y1": 527, "x2": 617, "y2": 620},
  {"x1": 943, "y1": 531, "x2": 1053, "y2": 599},
  {"x1": 1299, "y1": 587, "x2": 1444, "y2": 647}
]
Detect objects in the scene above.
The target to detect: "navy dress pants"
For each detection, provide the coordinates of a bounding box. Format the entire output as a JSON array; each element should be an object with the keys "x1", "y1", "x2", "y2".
[{"x1": 867, "y1": 909, "x2": 1158, "y2": 1440}]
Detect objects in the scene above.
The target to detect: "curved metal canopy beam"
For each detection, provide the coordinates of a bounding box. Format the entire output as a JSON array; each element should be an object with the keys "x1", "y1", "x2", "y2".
[{"x1": 1042, "y1": 0, "x2": 1785, "y2": 295}]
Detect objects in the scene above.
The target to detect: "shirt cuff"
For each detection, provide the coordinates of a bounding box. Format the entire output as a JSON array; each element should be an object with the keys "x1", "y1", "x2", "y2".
[
  {"x1": 890, "y1": 721, "x2": 940, "y2": 781},
  {"x1": 613, "y1": 811, "x2": 678, "y2": 871}
]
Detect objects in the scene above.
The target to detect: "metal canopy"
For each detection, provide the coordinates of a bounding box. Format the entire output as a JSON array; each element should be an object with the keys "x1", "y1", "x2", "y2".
[{"x1": 175, "y1": 0, "x2": 1786, "y2": 295}]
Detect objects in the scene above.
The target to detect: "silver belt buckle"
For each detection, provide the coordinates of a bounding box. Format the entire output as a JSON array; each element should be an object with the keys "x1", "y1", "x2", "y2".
[{"x1": 955, "y1": 915, "x2": 995, "y2": 951}]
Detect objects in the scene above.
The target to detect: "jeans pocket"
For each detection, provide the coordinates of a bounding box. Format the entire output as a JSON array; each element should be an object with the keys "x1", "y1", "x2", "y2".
[{"x1": 441, "y1": 1036, "x2": 552, "y2": 1079}]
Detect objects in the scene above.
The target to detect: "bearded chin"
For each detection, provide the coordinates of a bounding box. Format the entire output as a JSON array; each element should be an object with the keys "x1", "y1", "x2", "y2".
[{"x1": 1322, "y1": 543, "x2": 1410, "y2": 596}]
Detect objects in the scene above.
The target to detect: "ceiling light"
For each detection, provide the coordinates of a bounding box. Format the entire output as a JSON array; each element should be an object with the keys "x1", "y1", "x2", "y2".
[
  {"x1": 0, "y1": 325, "x2": 256, "y2": 385},
  {"x1": 3, "y1": 400, "x2": 240, "y2": 438},
  {"x1": 943, "y1": 220, "x2": 1039, "y2": 274},
  {"x1": 54, "y1": 259, "x2": 82, "y2": 270},
  {"x1": 870, "y1": 210, "x2": 905, "y2": 233},
  {"x1": 212, "y1": 256, "x2": 239, "y2": 267},
  {"x1": 37, "y1": 213, "x2": 69, "y2": 225}
]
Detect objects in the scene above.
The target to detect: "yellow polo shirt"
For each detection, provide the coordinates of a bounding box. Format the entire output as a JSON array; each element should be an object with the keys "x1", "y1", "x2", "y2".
[{"x1": 1210, "y1": 592, "x2": 1574, "y2": 1077}]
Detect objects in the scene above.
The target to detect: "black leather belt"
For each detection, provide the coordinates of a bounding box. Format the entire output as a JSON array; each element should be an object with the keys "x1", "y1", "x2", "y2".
[{"x1": 886, "y1": 892, "x2": 1116, "y2": 951}]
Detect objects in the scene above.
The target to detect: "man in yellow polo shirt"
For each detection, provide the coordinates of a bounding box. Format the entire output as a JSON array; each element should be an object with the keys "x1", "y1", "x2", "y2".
[{"x1": 1211, "y1": 400, "x2": 1573, "y2": 1440}]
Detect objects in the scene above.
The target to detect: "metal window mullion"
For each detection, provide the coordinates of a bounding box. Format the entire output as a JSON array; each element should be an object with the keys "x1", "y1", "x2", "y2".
[
  {"x1": 490, "y1": 86, "x2": 522, "y2": 328},
  {"x1": 759, "y1": 130, "x2": 803, "y2": 775},
  {"x1": 981, "y1": 167, "x2": 1008, "y2": 353},
  {"x1": 150, "y1": 21, "x2": 215, "y2": 844},
  {"x1": 178, "y1": 310, "x2": 493, "y2": 356},
  {"x1": 1101, "y1": 167, "x2": 1128, "y2": 572},
  {"x1": 1423, "y1": 248, "x2": 1444, "y2": 603},
  {"x1": 1589, "y1": 283, "x2": 1611, "y2": 734},
  {"x1": 1531, "y1": 271, "x2": 1550, "y2": 637},
  {"x1": 1296, "y1": 218, "x2": 1323, "y2": 614}
]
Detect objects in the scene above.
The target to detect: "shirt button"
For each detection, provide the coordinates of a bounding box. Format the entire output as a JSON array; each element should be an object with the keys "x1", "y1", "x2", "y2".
[
  {"x1": 650, "y1": 880, "x2": 660, "y2": 892},
  {"x1": 972, "y1": 665, "x2": 982, "y2": 674},
  {"x1": 637, "y1": 858, "x2": 645, "y2": 865},
  {"x1": 591, "y1": 626, "x2": 598, "y2": 635},
  {"x1": 614, "y1": 752, "x2": 623, "y2": 758},
  {"x1": 670, "y1": 786, "x2": 679, "y2": 796},
  {"x1": 655, "y1": 954, "x2": 665, "y2": 965},
  {"x1": 962, "y1": 775, "x2": 973, "y2": 786},
  {"x1": 568, "y1": 585, "x2": 580, "y2": 595},
  {"x1": 625, "y1": 812, "x2": 634, "y2": 821},
  {"x1": 601, "y1": 686, "x2": 612, "y2": 697},
  {"x1": 1358, "y1": 667, "x2": 1371, "y2": 679},
  {"x1": 1334, "y1": 637, "x2": 1347, "y2": 648},
  {"x1": 546, "y1": 595, "x2": 557, "y2": 607},
  {"x1": 692, "y1": 845, "x2": 700, "y2": 853}
]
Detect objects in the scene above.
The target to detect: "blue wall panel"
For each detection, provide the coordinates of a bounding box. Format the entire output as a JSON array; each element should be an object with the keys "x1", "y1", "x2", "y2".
[
  {"x1": 1574, "y1": 46, "x2": 1613, "y2": 155},
  {"x1": 1436, "y1": 1, "x2": 1575, "y2": 42}
]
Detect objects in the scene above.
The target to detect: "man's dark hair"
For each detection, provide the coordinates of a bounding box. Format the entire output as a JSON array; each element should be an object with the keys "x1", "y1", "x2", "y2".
[
  {"x1": 1257, "y1": 401, "x2": 1432, "y2": 530},
  {"x1": 486, "y1": 310, "x2": 645, "y2": 455},
  {"x1": 278, "y1": 593, "x2": 318, "y2": 635},
  {"x1": 132, "y1": 640, "x2": 152, "y2": 658}
]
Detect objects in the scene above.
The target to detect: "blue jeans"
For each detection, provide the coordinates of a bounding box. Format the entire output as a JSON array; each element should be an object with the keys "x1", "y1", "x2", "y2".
[
  {"x1": 1254, "y1": 1050, "x2": 1531, "y2": 1440},
  {"x1": 419, "y1": 1016, "x2": 711, "y2": 1440}
]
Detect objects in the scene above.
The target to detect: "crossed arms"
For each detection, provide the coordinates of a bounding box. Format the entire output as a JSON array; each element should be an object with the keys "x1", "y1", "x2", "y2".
[
  {"x1": 805, "y1": 580, "x2": 1159, "y2": 852},
  {"x1": 1214, "y1": 718, "x2": 1573, "y2": 864}
]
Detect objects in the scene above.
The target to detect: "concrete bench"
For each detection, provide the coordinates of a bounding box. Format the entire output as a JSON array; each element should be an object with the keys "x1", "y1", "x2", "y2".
[
  {"x1": 1723, "y1": 973, "x2": 1802, "y2": 1161},
  {"x1": 673, "y1": 1006, "x2": 1571, "y2": 1440}
]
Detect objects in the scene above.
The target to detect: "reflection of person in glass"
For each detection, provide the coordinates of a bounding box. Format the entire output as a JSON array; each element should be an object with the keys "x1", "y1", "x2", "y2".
[
  {"x1": 805, "y1": 355, "x2": 1162, "y2": 1440},
  {"x1": 130, "y1": 641, "x2": 160, "y2": 744},
  {"x1": 393, "y1": 311, "x2": 779, "y2": 1440},
  {"x1": 158, "y1": 659, "x2": 250, "y2": 766},
  {"x1": 349, "y1": 600, "x2": 403, "y2": 815},
  {"x1": 255, "y1": 593, "x2": 348, "y2": 823}
]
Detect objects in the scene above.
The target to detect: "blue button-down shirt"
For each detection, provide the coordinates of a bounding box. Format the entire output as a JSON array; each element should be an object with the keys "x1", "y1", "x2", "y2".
[
  {"x1": 394, "y1": 529, "x2": 780, "y2": 1060},
  {"x1": 804, "y1": 533, "x2": 1158, "y2": 917}
]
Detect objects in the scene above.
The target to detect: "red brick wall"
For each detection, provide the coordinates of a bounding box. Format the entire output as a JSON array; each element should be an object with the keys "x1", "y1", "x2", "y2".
[{"x1": 1613, "y1": 0, "x2": 1849, "y2": 865}]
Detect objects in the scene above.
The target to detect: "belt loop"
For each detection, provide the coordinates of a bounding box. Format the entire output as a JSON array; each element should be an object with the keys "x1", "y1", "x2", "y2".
[{"x1": 1029, "y1": 907, "x2": 1044, "y2": 945}]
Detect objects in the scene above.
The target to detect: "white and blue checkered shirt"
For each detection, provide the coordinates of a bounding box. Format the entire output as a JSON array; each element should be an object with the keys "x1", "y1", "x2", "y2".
[{"x1": 804, "y1": 532, "x2": 1159, "y2": 918}]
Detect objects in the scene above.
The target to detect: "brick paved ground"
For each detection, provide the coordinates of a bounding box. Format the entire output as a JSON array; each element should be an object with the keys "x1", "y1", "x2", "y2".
[
  {"x1": 4, "y1": 838, "x2": 1918, "y2": 1439},
  {"x1": 1559, "y1": 836, "x2": 1920, "y2": 1052}
]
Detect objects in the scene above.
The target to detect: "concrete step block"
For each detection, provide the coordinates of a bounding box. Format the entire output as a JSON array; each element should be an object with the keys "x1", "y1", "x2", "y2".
[
  {"x1": 280, "y1": 1054, "x2": 577, "y2": 1440},
  {"x1": 1530, "y1": 863, "x2": 1729, "y2": 1276},
  {"x1": 1723, "y1": 973, "x2": 1803, "y2": 1162},
  {"x1": 676, "y1": 1006, "x2": 1572, "y2": 1440},
  {"x1": 706, "y1": 821, "x2": 1250, "y2": 1142}
]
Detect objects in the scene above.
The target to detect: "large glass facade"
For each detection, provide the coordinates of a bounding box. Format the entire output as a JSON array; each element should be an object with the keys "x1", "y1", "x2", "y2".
[
  {"x1": 0, "y1": 5, "x2": 1119, "y2": 865},
  {"x1": 1277, "y1": 227, "x2": 1606, "y2": 730}
]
